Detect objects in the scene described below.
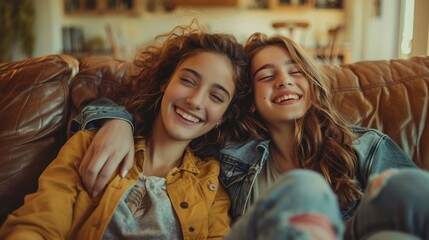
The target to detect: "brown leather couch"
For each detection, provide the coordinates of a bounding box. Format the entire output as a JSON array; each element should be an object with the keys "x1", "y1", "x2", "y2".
[{"x1": 1, "y1": 54, "x2": 428, "y2": 226}]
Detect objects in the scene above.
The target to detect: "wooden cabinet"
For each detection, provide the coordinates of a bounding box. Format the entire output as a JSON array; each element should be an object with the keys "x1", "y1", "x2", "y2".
[{"x1": 63, "y1": 0, "x2": 144, "y2": 15}]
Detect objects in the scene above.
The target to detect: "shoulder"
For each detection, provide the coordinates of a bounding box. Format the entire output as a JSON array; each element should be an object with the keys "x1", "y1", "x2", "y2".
[
  {"x1": 219, "y1": 139, "x2": 269, "y2": 165},
  {"x1": 349, "y1": 125, "x2": 405, "y2": 154},
  {"x1": 350, "y1": 125, "x2": 389, "y2": 151},
  {"x1": 195, "y1": 155, "x2": 220, "y2": 168},
  {"x1": 57, "y1": 130, "x2": 95, "y2": 158},
  {"x1": 189, "y1": 150, "x2": 222, "y2": 178},
  {"x1": 350, "y1": 125, "x2": 387, "y2": 139},
  {"x1": 68, "y1": 130, "x2": 96, "y2": 143},
  {"x1": 349, "y1": 125, "x2": 416, "y2": 180}
]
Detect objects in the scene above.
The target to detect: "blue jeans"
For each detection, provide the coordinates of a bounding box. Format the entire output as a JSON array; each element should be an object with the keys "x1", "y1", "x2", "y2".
[
  {"x1": 225, "y1": 170, "x2": 344, "y2": 240},
  {"x1": 347, "y1": 168, "x2": 429, "y2": 240},
  {"x1": 225, "y1": 168, "x2": 429, "y2": 240}
]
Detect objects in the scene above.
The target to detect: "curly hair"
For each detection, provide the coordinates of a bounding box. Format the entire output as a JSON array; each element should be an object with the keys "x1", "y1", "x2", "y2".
[
  {"x1": 242, "y1": 32, "x2": 363, "y2": 209},
  {"x1": 113, "y1": 20, "x2": 250, "y2": 150}
]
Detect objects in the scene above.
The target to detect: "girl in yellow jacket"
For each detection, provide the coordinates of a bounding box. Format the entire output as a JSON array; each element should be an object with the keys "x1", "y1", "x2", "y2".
[{"x1": 0, "y1": 21, "x2": 250, "y2": 240}]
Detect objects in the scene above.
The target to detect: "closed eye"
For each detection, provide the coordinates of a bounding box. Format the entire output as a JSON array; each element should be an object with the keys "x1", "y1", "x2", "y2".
[
  {"x1": 210, "y1": 93, "x2": 224, "y2": 103},
  {"x1": 181, "y1": 78, "x2": 196, "y2": 87},
  {"x1": 259, "y1": 74, "x2": 275, "y2": 81},
  {"x1": 254, "y1": 64, "x2": 276, "y2": 82},
  {"x1": 257, "y1": 70, "x2": 276, "y2": 81},
  {"x1": 290, "y1": 71, "x2": 303, "y2": 76}
]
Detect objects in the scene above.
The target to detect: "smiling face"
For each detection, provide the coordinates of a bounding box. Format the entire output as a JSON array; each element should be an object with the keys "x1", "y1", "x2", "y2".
[
  {"x1": 251, "y1": 45, "x2": 311, "y2": 127},
  {"x1": 157, "y1": 51, "x2": 235, "y2": 142}
]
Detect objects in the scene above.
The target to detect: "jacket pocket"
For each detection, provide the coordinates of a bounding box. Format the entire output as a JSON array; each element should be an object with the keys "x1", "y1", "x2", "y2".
[{"x1": 219, "y1": 157, "x2": 250, "y2": 188}]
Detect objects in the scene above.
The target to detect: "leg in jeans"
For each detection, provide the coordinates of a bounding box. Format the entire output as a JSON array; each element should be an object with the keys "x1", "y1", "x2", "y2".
[
  {"x1": 347, "y1": 168, "x2": 429, "y2": 240},
  {"x1": 225, "y1": 169, "x2": 344, "y2": 240}
]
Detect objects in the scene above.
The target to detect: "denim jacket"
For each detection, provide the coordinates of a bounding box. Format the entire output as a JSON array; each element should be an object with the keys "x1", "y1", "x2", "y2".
[
  {"x1": 75, "y1": 98, "x2": 418, "y2": 222},
  {"x1": 218, "y1": 126, "x2": 418, "y2": 222}
]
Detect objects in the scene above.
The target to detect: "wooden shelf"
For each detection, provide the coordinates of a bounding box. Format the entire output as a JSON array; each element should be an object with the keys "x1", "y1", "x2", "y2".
[
  {"x1": 268, "y1": 0, "x2": 313, "y2": 11},
  {"x1": 64, "y1": 0, "x2": 143, "y2": 16},
  {"x1": 165, "y1": 0, "x2": 238, "y2": 7},
  {"x1": 268, "y1": 0, "x2": 343, "y2": 11}
]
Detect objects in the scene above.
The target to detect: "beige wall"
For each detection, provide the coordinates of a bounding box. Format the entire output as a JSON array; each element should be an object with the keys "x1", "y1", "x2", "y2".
[
  {"x1": 32, "y1": 0, "x2": 346, "y2": 61},
  {"x1": 27, "y1": 0, "x2": 429, "y2": 62},
  {"x1": 411, "y1": 0, "x2": 429, "y2": 56}
]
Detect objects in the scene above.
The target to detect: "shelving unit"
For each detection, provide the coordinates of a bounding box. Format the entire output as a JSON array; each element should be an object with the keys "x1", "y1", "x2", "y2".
[
  {"x1": 63, "y1": 0, "x2": 143, "y2": 15},
  {"x1": 268, "y1": 0, "x2": 343, "y2": 11},
  {"x1": 268, "y1": 0, "x2": 313, "y2": 11},
  {"x1": 165, "y1": 0, "x2": 238, "y2": 7}
]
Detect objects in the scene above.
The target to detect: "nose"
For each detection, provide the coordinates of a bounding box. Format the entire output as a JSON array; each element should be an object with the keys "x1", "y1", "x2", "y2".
[
  {"x1": 186, "y1": 90, "x2": 204, "y2": 110},
  {"x1": 275, "y1": 72, "x2": 293, "y2": 88}
]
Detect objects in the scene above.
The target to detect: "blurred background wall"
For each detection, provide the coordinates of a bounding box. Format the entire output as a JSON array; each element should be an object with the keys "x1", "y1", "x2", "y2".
[{"x1": 6, "y1": 0, "x2": 429, "y2": 63}]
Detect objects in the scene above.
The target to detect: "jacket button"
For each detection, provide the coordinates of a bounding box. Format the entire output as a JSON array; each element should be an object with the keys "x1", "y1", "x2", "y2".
[
  {"x1": 189, "y1": 226, "x2": 195, "y2": 232},
  {"x1": 180, "y1": 201, "x2": 188, "y2": 208},
  {"x1": 209, "y1": 184, "x2": 217, "y2": 191}
]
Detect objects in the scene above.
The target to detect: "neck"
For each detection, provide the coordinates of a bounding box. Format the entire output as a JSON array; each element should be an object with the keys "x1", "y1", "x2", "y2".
[
  {"x1": 144, "y1": 116, "x2": 191, "y2": 177},
  {"x1": 267, "y1": 121, "x2": 298, "y2": 172}
]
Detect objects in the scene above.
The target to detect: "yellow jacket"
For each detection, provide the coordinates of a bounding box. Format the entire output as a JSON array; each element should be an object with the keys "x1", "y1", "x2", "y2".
[{"x1": 0, "y1": 131, "x2": 231, "y2": 240}]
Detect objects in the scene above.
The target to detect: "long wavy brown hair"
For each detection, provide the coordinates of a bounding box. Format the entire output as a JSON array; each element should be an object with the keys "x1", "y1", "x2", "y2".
[
  {"x1": 113, "y1": 20, "x2": 250, "y2": 150},
  {"x1": 242, "y1": 33, "x2": 363, "y2": 208}
]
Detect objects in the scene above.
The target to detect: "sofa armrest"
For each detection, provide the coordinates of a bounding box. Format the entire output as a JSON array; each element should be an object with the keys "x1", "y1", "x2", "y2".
[{"x1": 0, "y1": 54, "x2": 79, "y2": 225}]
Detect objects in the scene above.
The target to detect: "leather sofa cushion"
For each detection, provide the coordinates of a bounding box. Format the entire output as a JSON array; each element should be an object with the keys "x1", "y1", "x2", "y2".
[
  {"x1": 0, "y1": 55, "x2": 79, "y2": 225},
  {"x1": 70, "y1": 56, "x2": 130, "y2": 113},
  {"x1": 325, "y1": 56, "x2": 429, "y2": 169}
]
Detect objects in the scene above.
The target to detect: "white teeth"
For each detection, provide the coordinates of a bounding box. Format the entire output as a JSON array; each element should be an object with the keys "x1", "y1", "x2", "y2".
[
  {"x1": 274, "y1": 94, "x2": 299, "y2": 103},
  {"x1": 176, "y1": 108, "x2": 201, "y2": 123}
]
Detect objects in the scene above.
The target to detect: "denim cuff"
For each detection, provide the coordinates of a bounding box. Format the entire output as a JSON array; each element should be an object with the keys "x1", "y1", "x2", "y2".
[{"x1": 70, "y1": 98, "x2": 134, "y2": 135}]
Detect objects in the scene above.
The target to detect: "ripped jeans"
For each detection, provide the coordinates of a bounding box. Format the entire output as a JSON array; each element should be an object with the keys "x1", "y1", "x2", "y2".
[
  {"x1": 225, "y1": 170, "x2": 344, "y2": 240},
  {"x1": 347, "y1": 168, "x2": 429, "y2": 240},
  {"x1": 225, "y1": 169, "x2": 429, "y2": 240}
]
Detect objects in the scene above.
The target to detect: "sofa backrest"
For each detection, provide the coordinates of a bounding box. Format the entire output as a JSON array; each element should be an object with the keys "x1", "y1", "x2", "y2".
[
  {"x1": 324, "y1": 56, "x2": 429, "y2": 170},
  {"x1": 0, "y1": 54, "x2": 79, "y2": 225},
  {"x1": 71, "y1": 55, "x2": 429, "y2": 169}
]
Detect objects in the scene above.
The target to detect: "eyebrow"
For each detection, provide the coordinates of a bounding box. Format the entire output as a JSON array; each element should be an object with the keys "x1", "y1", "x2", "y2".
[
  {"x1": 253, "y1": 59, "x2": 296, "y2": 78},
  {"x1": 180, "y1": 68, "x2": 232, "y2": 99}
]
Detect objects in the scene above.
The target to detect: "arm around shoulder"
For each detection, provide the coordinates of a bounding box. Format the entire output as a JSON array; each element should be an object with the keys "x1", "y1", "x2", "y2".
[{"x1": 70, "y1": 97, "x2": 135, "y2": 134}]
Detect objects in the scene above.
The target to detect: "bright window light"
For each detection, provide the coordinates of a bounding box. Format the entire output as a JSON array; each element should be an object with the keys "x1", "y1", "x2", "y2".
[{"x1": 401, "y1": 0, "x2": 414, "y2": 55}]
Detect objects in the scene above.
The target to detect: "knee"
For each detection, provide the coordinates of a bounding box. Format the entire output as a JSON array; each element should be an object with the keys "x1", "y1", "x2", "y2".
[
  {"x1": 277, "y1": 169, "x2": 329, "y2": 191},
  {"x1": 266, "y1": 169, "x2": 335, "y2": 203},
  {"x1": 367, "y1": 169, "x2": 396, "y2": 197},
  {"x1": 286, "y1": 170, "x2": 332, "y2": 196},
  {"x1": 258, "y1": 170, "x2": 344, "y2": 238},
  {"x1": 367, "y1": 168, "x2": 429, "y2": 207}
]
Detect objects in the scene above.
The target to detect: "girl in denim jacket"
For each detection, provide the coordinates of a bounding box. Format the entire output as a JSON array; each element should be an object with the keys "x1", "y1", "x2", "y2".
[{"x1": 72, "y1": 33, "x2": 429, "y2": 240}]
